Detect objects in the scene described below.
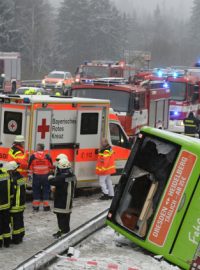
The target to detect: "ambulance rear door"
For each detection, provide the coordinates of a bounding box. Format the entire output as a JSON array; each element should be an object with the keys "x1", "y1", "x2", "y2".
[
  {"x1": 74, "y1": 107, "x2": 104, "y2": 186},
  {"x1": 0, "y1": 101, "x2": 29, "y2": 159},
  {"x1": 32, "y1": 108, "x2": 53, "y2": 151}
]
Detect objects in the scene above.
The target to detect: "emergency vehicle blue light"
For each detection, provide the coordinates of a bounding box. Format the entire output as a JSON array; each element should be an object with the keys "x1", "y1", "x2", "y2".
[
  {"x1": 157, "y1": 70, "x2": 163, "y2": 77},
  {"x1": 85, "y1": 79, "x2": 93, "y2": 84},
  {"x1": 23, "y1": 97, "x2": 30, "y2": 103},
  {"x1": 163, "y1": 82, "x2": 168, "y2": 88},
  {"x1": 174, "y1": 111, "x2": 179, "y2": 116},
  {"x1": 173, "y1": 72, "x2": 178, "y2": 78}
]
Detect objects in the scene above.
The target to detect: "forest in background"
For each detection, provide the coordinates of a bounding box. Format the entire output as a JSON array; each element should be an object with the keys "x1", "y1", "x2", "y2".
[{"x1": 0, "y1": 0, "x2": 199, "y2": 79}]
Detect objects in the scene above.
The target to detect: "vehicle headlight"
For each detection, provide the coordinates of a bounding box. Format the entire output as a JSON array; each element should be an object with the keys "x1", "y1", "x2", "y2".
[
  {"x1": 176, "y1": 120, "x2": 184, "y2": 126},
  {"x1": 56, "y1": 81, "x2": 63, "y2": 86},
  {"x1": 42, "y1": 80, "x2": 45, "y2": 85}
]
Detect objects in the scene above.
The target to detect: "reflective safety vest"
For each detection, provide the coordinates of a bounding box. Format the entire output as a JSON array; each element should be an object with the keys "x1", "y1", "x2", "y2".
[
  {"x1": 10, "y1": 171, "x2": 26, "y2": 213},
  {"x1": 96, "y1": 148, "x2": 116, "y2": 175},
  {"x1": 0, "y1": 169, "x2": 11, "y2": 211},
  {"x1": 8, "y1": 145, "x2": 28, "y2": 178},
  {"x1": 183, "y1": 118, "x2": 197, "y2": 137},
  {"x1": 28, "y1": 151, "x2": 53, "y2": 175}
]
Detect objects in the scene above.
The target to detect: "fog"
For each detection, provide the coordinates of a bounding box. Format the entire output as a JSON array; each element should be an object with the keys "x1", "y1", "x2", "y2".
[
  {"x1": 113, "y1": 0, "x2": 193, "y2": 18},
  {"x1": 0, "y1": 0, "x2": 197, "y2": 78}
]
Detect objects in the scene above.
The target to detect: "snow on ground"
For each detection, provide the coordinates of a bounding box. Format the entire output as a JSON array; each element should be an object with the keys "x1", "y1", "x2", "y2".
[
  {"x1": 0, "y1": 194, "x2": 110, "y2": 270},
  {"x1": 49, "y1": 227, "x2": 180, "y2": 270}
]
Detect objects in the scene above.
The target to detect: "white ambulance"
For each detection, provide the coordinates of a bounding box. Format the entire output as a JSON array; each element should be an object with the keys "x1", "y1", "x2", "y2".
[{"x1": 0, "y1": 94, "x2": 131, "y2": 187}]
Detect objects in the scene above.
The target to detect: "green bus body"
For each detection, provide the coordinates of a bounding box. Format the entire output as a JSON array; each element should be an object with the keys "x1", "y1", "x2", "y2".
[{"x1": 107, "y1": 126, "x2": 200, "y2": 270}]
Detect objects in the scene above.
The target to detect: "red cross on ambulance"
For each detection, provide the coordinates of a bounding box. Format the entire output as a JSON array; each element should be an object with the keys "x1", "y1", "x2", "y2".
[{"x1": 37, "y1": 118, "x2": 50, "y2": 139}]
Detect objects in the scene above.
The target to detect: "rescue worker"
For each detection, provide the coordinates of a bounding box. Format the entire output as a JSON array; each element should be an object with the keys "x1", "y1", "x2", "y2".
[
  {"x1": 183, "y1": 112, "x2": 200, "y2": 137},
  {"x1": 28, "y1": 143, "x2": 53, "y2": 211},
  {"x1": 0, "y1": 163, "x2": 11, "y2": 248},
  {"x1": 96, "y1": 138, "x2": 116, "y2": 200},
  {"x1": 48, "y1": 157, "x2": 76, "y2": 238},
  {"x1": 7, "y1": 161, "x2": 26, "y2": 244},
  {"x1": 8, "y1": 135, "x2": 28, "y2": 179}
]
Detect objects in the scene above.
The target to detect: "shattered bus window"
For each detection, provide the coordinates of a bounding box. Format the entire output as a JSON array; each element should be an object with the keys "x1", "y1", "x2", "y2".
[{"x1": 115, "y1": 135, "x2": 180, "y2": 238}]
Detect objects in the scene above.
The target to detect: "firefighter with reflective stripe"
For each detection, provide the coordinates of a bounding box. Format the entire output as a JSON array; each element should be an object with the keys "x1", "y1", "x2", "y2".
[
  {"x1": 28, "y1": 143, "x2": 53, "y2": 211},
  {"x1": 7, "y1": 161, "x2": 26, "y2": 244},
  {"x1": 8, "y1": 135, "x2": 28, "y2": 179},
  {"x1": 183, "y1": 112, "x2": 200, "y2": 137},
  {"x1": 0, "y1": 165, "x2": 11, "y2": 248},
  {"x1": 96, "y1": 138, "x2": 116, "y2": 200},
  {"x1": 48, "y1": 157, "x2": 76, "y2": 238}
]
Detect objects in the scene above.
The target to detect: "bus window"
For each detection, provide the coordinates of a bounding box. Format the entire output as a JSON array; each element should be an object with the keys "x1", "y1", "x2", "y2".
[
  {"x1": 110, "y1": 123, "x2": 129, "y2": 149},
  {"x1": 115, "y1": 135, "x2": 179, "y2": 237}
]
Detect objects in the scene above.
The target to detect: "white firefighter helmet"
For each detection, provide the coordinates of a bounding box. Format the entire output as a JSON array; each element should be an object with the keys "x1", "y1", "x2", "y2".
[
  {"x1": 6, "y1": 161, "x2": 19, "y2": 171},
  {"x1": 57, "y1": 158, "x2": 71, "y2": 169},
  {"x1": 56, "y1": 153, "x2": 68, "y2": 161},
  {"x1": 14, "y1": 135, "x2": 25, "y2": 143}
]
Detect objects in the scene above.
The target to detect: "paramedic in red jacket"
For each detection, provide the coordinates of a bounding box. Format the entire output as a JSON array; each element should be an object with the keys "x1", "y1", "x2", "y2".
[
  {"x1": 96, "y1": 138, "x2": 116, "y2": 200},
  {"x1": 28, "y1": 143, "x2": 53, "y2": 211}
]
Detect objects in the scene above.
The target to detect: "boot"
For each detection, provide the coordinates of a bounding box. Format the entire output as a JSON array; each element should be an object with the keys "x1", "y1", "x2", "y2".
[
  {"x1": 52, "y1": 230, "x2": 62, "y2": 239},
  {"x1": 43, "y1": 201, "x2": 50, "y2": 211},
  {"x1": 99, "y1": 193, "x2": 109, "y2": 200}
]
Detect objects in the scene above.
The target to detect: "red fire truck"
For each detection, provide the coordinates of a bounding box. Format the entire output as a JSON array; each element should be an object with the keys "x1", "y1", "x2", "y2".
[
  {"x1": 75, "y1": 61, "x2": 113, "y2": 83},
  {"x1": 75, "y1": 60, "x2": 137, "y2": 83},
  {"x1": 71, "y1": 79, "x2": 170, "y2": 136},
  {"x1": 150, "y1": 68, "x2": 200, "y2": 133}
]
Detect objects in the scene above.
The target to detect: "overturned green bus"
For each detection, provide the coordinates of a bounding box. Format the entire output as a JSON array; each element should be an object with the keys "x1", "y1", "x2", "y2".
[{"x1": 107, "y1": 126, "x2": 200, "y2": 270}]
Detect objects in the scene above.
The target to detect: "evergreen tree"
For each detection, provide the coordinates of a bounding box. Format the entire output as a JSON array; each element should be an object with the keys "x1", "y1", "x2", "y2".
[
  {"x1": 189, "y1": 0, "x2": 200, "y2": 61},
  {"x1": 0, "y1": 0, "x2": 16, "y2": 51},
  {"x1": 12, "y1": 0, "x2": 54, "y2": 78}
]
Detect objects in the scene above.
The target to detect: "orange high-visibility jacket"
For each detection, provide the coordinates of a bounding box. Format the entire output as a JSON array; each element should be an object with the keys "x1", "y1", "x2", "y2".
[{"x1": 96, "y1": 146, "x2": 116, "y2": 175}]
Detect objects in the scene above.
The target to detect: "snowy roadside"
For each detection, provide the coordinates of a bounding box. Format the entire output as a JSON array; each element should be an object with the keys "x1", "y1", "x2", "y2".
[
  {"x1": 49, "y1": 227, "x2": 180, "y2": 270},
  {"x1": 0, "y1": 194, "x2": 110, "y2": 270}
]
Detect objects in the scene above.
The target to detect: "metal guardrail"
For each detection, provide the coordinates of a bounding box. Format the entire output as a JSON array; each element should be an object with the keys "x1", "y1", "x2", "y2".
[
  {"x1": 21, "y1": 80, "x2": 42, "y2": 87},
  {"x1": 15, "y1": 208, "x2": 108, "y2": 270}
]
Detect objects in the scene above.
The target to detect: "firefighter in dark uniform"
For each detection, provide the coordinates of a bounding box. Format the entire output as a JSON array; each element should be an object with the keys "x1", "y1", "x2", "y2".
[
  {"x1": 7, "y1": 161, "x2": 26, "y2": 244},
  {"x1": 48, "y1": 157, "x2": 76, "y2": 238},
  {"x1": 0, "y1": 164, "x2": 12, "y2": 248},
  {"x1": 183, "y1": 112, "x2": 200, "y2": 137}
]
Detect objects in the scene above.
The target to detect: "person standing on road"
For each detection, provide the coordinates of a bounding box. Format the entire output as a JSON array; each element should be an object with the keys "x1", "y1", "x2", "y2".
[
  {"x1": 28, "y1": 143, "x2": 53, "y2": 211},
  {"x1": 0, "y1": 164, "x2": 12, "y2": 248},
  {"x1": 183, "y1": 111, "x2": 200, "y2": 137},
  {"x1": 7, "y1": 161, "x2": 26, "y2": 244},
  {"x1": 48, "y1": 157, "x2": 76, "y2": 238},
  {"x1": 8, "y1": 135, "x2": 28, "y2": 179},
  {"x1": 96, "y1": 138, "x2": 116, "y2": 200}
]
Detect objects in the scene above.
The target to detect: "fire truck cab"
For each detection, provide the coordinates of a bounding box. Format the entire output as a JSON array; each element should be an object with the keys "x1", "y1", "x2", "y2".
[
  {"x1": 0, "y1": 95, "x2": 131, "y2": 187},
  {"x1": 150, "y1": 68, "x2": 200, "y2": 133},
  {"x1": 71, "y1": 79, "x2": 170, "y2": 137}
]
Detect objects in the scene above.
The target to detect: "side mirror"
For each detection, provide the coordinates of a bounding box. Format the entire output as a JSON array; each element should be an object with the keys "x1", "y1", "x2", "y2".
[
  {"x1": 192, "y1": 92, "x2": 199, "y2": 103},
  {"x1": 134, "y1": 97, "x2": 140, "y2": 110}
]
